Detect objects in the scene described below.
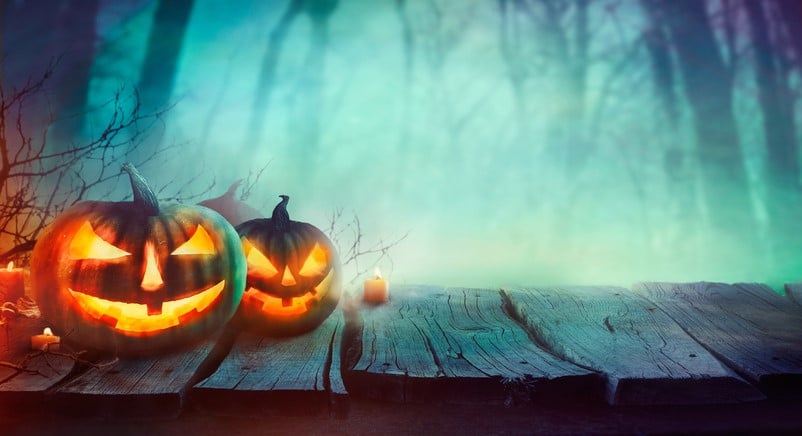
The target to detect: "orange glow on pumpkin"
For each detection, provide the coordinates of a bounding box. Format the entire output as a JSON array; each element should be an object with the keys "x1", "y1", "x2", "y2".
[
  {"x1": 280, "y1": 266, "x2": 297, "y2": 286},
  {"x1": 298, "y1": 243, "x2": 328, "y2": 277},
  {"x1": 243, "y1": 238, "x2": 279, "y2": 277},
  {"x1": 68, "y1": 280, "x2": 225, "y2": 335},
  {"x1": 141, "y1": 241, "x2": 164, "y2": 291},
  {"x1": 69, "y1": 221, "x2": 131, "y2": 260},
  {"x1": 171, "y1": 225, "x2": 216, "y2": 255},
  {"x1": 244, "y1": 268, "x2": 335, "y2": 317}
]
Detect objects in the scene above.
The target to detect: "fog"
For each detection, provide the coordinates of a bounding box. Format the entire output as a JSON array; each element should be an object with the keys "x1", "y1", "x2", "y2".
[{"x1": 6, "y1": 0, "x2": 802, "y2": 290}]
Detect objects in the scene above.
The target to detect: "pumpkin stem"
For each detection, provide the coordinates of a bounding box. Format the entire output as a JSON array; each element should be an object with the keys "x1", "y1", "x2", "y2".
[
  {"x1": 223, "y1": 179, "x2": 243, "y2": 199},
  {"x1": 272, "y1": 195, "x2": 290, "y2": 231},
  {"x1": 122, "y1": 162, "x2": 160, "y2": 216}
]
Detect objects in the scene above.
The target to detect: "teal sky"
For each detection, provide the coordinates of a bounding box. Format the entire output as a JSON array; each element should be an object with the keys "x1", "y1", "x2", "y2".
[{"x1": 82, "y1": 0, "x2": 802, "y2": 290}]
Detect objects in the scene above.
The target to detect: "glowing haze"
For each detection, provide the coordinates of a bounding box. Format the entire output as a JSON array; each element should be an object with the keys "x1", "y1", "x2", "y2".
[{"x1": 74, "y1": 0, "x2": 802, "y2": 290}]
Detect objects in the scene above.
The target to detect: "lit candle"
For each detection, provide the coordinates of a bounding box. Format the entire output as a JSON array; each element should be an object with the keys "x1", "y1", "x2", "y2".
[
  {"x1": 363, "y1": 267, "x2": 389, "y2": 304},
  {"x1": 31, "y1": 327, "x2": 60, "y2": 351},
  {"x1": 0, "y1": 261, "x2": 25, "y2": 303}
]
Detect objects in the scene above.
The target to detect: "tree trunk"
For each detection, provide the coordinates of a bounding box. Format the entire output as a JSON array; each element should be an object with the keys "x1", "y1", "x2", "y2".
[
  {"x1": 49, "y1": 0, "x2": 101, "y2": 148},
  {"x1": 572, "y1": 0, "x2": 588, "y2": 121},
  {"x1": 287, "y1": 0, "x2": 338, "y2": 170},
  {"x1": 245, "y1": 0, "x2": 304, "y2": 147},
  {"x1": 394, "y1": 0, "x2": 415, "y2": 160},
  {"x1": 0, "y1": 0, "x2": 4, "y2": 87},
  {"x1": 137, "y1": 0, "x2": 195, "y2": 113},
  {"x1": 744, "y1": 0, "x2": 798, "y2": 192},
  {"x1": 538, "y1": 0, "x2": 589, "y2": 171},
  {"x1": 656, "y1": 0, "x2": 755, "y2": 233},
  {"x1": 498, "y1": 0, "x2": 527, "y2": 144},
  {"x1": 641, "y1": 1, "x2": 678, "y2": 127},
  {"x1": 775, "y1": 0, "x2": 802, "y2": 72}
]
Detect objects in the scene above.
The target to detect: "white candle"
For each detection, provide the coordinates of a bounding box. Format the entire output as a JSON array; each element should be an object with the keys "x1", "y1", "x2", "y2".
[
  {"x1": 0, "y1": 261, "x2": 24, "y2": 303},
  {"x1": 31, "y1": 327, "x2": 60, "y2": 351},
  {"x1": 363, "y1": 267, "x2": 389, "y2": 303}
]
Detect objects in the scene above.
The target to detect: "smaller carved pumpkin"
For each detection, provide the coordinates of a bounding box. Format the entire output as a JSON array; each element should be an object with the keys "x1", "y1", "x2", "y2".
[{"x1": 236, "y1": 195, "x2": 342, "y2": 336}]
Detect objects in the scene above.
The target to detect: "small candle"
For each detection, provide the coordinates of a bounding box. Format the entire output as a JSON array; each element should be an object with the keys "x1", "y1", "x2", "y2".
[
  {"x1": 363, "y1": 267, "x2": 389, "y2": 304},
  {"x1": 31, "y1": 327, "x2": 60, "y2": 351},
  {"x1": 0, "y1": 261, "x2": 25, "y2": 303}
]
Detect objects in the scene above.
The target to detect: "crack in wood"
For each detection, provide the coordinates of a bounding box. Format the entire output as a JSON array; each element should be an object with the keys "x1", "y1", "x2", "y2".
[
  {"x1": 603, "y1": 316, "x2": 615, "y2": 333},
  {"x1": 499, "y1": 288, "x2": 593, "y2": 372}
]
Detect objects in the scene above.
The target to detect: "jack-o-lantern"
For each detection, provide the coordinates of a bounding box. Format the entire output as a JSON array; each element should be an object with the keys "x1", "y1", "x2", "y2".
[
  {"x1": 31, "y1": 163, "x2": 246, "y2": 355},
  {"x1": 236, "y1": 195, "x2": 342, "y2": 336}
]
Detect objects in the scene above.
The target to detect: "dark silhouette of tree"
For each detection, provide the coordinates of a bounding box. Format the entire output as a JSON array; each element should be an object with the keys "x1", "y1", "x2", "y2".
[
  {"x1": 4, "y1": 0, "x2": 101, "y2": 149},
  {"x1": 0, "y1": 2, "x2": 4, "y2": 86},
  {"x1": 246, "y1": 0, "x2": 305, "y2": 147},
  {"x1": 642, "y1": 3, "x2": 678, "y2": 128},
  {"x1": 137, "y1": 0, "x2": 196, "y2": 114},
  {"x1": 744, "y1": 0, "x2": 798, "y2": 193},
  {"x1": 645, "y1": 0, "x2": 754, "y2": 234},
  {"x1": 498, "y1": 0, "x2": 529, "y2": 144},
  {"x1": 0, "y1": 66, "x2": 210, "y2": 265},
  {"x1": 245, "y1": 0, "x2": 340, "y2": 172},
  {"x1": 287, "y1": 0, "x2": 339, "y2": 166},
  {"x1": 775, "y1": 0, "x2": 802, "y2": 73},
  {"x1": 394, "y1": 0, "x2": 416, "y2": 158},
  {"x1": 49, "y1": 0, "x2": 101, "y2": 148}
]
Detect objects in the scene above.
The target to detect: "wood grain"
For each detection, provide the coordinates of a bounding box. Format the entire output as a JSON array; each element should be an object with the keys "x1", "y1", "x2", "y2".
[
  {"x1": 344, "y1": 286, "x2": 599, "y2": 404},
  {"x1": 0, "y1": 318, "x2": 75, "y2": 410},
  {"x1": 504, "y1": 286, "x2": 763, "y2": 405},
  {"x1": 635, "y1": 282, "x2": 802, "y2": 397},
  {"x1": 192, "y1": 312, "x2": 346, "y2": 415},
  {"x1": 52, "y1": 338, "x2": 218, "y2": 418}
]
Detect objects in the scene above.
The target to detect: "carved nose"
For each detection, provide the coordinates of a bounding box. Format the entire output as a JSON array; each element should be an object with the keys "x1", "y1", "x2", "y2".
[
  {"x1": 281, "y1": 266, "x2": 296, "y2": 286},
  {"x1": 141, "y1": 242, "x2": 164, "y2": 292}
]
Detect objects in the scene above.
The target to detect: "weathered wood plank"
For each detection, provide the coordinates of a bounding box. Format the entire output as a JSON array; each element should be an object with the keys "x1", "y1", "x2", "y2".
[
  {"x1": 52, "y1": 339, "x2": 218, "y2": 418},
  {"x1": 784, "y1": 283, "x2": 802, "y2": 306},
  {"x1": 504, "y1": 286, "x2": 763, "y2": 405},
  {"x1": 192, "y1": 311, "x2": 345, "y2": 415},
  {"x1": 635, "y1": 282, "x2": 802, "y2": 398},
  {"x1": 343, "y1": 286, "x2": 599, "y2": 404},
  {"x1": 0, "y1": 318, "x2": 75, "y2": 410}
]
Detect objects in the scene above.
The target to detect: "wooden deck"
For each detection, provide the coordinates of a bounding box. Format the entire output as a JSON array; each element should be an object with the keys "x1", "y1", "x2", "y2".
[{"x1": 2, "y1": 282, "x2": 802, "y2": 431}]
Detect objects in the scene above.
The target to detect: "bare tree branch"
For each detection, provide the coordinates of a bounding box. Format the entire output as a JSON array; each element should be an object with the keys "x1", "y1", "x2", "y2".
[
  {"x1": 0, "y1": 63, "x2": 224, "y2": 264},
  {"x1": 326, "y1": 209, "x2": 408, "y2": 284}
]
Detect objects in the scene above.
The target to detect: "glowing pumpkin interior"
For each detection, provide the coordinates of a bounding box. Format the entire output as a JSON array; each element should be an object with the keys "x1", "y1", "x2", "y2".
[
  {"x1": 65, "y1": 221, "x2": 226, "y2": 335},
  {"x1": 241, "y1": 238, "x2": 332, "y2": 317}
]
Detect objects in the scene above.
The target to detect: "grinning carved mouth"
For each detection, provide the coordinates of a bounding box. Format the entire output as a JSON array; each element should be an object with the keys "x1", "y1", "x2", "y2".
[
  {"x1": 244, "y1": 268, "x2": 334, "y2": 317},
  {"x1": 68, "y1": 280, "x2": 225, "y2": 335}
]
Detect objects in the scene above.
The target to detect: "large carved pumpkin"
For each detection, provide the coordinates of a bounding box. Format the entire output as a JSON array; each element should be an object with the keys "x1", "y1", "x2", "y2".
[
  {"x1": 31, "y1": 163, "x2": 246, "y2": 355},
  {"x1": 236, "y1": 195, "x2": 342, "y2": 336}
]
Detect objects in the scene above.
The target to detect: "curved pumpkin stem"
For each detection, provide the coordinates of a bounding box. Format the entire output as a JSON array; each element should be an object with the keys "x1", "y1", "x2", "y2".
[
  {"x1": 272, "y1": 195, "x2": 290, "y2": 231},
  {"x1": 223, "y1": 179, "x2": 243, "y2": 199},
  {"x1": 122, "y1": 162, "x2": 160, "y2": 216}
]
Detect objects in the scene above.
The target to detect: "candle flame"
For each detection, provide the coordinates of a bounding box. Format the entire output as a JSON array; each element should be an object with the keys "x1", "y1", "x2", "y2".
[
  {"x1": 43, "y1": 327, "x2": 53, "y2": 336},
  {"x1": 374, "y1": 267, "x2": 382, "y2": 280},
  {"x1": 6, "y1": 261, "x2": 13, "y2": 271}
]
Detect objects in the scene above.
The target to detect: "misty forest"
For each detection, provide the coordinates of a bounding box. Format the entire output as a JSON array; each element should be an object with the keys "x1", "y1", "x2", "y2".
[{"x1": 2, "y1": 0, "x2": 802, "y2": 290}]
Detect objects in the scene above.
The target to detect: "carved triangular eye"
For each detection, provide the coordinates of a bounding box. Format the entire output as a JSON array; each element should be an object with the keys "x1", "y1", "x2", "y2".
[
  {"x1": 171, "y1": 225, "x2": 215, "y2": 255},
  {"x1": 298, "y1": 243, "x2": 328, "y2": 277},
  {"x1": 69, "y1": 221, "x2": 131, "y2": 260},
  {"x1": 242, "y1": 238, "x2": 279, "y2": 278}
]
